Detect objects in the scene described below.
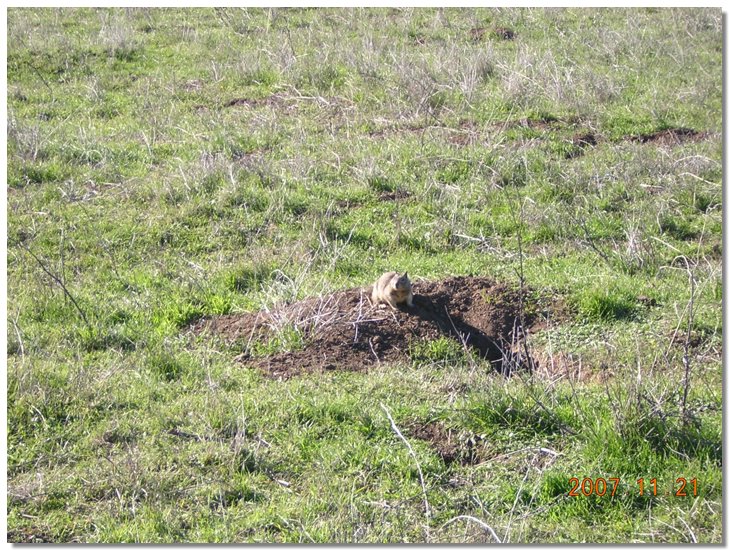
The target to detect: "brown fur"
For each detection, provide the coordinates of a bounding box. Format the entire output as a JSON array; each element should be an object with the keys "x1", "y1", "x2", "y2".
[{"x1": 371, "y1": 271, "x2": 414, "y2": 309}]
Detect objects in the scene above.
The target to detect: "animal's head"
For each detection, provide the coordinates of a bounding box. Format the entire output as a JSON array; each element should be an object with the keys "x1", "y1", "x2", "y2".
[{"x1": 394, "y1": 272, "x2": 411, "y2": 289}]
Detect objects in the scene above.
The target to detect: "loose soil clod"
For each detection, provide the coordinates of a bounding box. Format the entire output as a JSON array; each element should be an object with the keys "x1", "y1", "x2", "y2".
[{"x1": 196, "y1": 276, "x2": 545, "y2": 379}]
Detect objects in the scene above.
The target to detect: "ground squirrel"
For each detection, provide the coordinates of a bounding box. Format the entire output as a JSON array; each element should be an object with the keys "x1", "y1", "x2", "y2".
[{"x1": 371, "y1": 271, "x2": 414, "y2": 309}]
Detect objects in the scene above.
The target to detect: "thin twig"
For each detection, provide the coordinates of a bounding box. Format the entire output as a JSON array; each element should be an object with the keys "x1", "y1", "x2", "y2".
[
  {"x1": 502, "y1": 181, "x2": 536, "y2": 373},
  {"x1": 369, "y1": 338, "x2": 381, "y2": 365},
  {"x1": 678, "y1": 256, "x2": 696, "y2": 423},
  {"x1": 443, "y1": 307, "x2": 477, "y2": 372},
  {"x1": 14, "y1": 34, "x2": 54, "y2": 97},
  {"x1": 352, "y1": 289, "x2": 366, "y2": 343},
  {"x1": 504, "y1": 461, "x2": 531, "y2": 542},
  {"x1": 20, "y1": 242, "x2": 92, "y2": 331},
  {"x1": 380, "y1": 403, "x2": 431, "y2": 540},
  {"x1": 59, "y1": 228, "x2": 66, "y2": 304},
  {"x1": 577, "y1": 218, "x2": 613, "y2": 264}
]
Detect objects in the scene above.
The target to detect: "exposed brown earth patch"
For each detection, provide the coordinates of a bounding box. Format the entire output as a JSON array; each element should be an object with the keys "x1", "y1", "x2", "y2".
[
  {"x1": 405, "y1": 420, "x2": 487, "y2": 465},
  {"x1": 627, "y1": 128, "x2": 707, "y2": 146},
  {"x1": 7, "y1": 527, "x2": 56, "y2": 543},
  {"x1": 565, "y1": 131, "x2": 599, "y2": 158},
  {"x1": 379, "y1": 189, "x2": 412, "y2": 202},
  {"x1": 196, "y1": 276, "x2": 550, "y2": 380},
  {"x1": 669, "y1": 327, "x2": 718, "y2": 350},
  {"x1": 571, "y1": 131, "x2": 598, "y2": 148}
]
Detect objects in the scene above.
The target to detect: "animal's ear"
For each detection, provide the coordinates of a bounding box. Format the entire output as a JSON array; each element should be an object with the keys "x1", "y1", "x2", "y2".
[{"x1": 403, "y1": 272, "x2": 408, "y2": 279}]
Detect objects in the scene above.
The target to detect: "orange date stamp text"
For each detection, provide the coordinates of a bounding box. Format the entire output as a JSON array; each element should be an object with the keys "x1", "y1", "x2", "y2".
[{"x1": 567, "y1": 477, "x2": 698, "y2": 497}]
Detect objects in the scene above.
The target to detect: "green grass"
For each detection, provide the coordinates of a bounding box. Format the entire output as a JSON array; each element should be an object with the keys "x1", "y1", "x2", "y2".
[{"x1": 7, "y1": 7, "x2": 722, "y2": 543}]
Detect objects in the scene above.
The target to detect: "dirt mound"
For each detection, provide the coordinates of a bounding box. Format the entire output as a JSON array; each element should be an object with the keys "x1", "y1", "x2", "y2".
[{"x1": 196, "y1": 277, "x2": 546, "y2": 379}]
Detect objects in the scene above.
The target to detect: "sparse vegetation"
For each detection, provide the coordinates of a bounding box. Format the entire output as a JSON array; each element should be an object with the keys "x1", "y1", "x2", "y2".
[{"x1": 7, "y1": 7, "x2": 721, "y2": 543}]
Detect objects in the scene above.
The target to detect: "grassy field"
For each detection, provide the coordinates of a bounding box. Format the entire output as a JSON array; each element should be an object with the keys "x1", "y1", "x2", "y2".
[{"x1": 6, "y1": 7, "x2": 722, "y2": 543}]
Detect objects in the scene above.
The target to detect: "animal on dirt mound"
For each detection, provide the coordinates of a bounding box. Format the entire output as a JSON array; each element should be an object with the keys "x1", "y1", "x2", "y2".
[{"x1": 371, "y1": 271, "x2": 414, "y2": 309}]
